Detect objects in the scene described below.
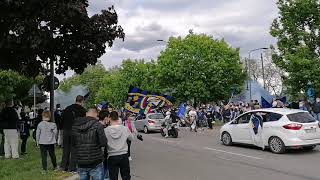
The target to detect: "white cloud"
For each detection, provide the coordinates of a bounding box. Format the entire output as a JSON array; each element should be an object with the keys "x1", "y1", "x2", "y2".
[{"x1": 59, "y1": 0, "x2": 279, "y2": 78}]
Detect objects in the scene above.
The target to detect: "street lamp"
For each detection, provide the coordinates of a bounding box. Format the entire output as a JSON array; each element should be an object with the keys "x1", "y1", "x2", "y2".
[
  {"x1": 157, "y1": 39, "x2": 167, "y2": 43},
  {"x1": 248, "y1": 47, "x2": 268, "y2": 101}
]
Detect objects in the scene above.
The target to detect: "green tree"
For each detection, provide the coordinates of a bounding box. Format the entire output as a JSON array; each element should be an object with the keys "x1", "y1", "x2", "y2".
[
  {"x1": 59, "y1": 63, "x2": 107, "y2": 107},
  {"x1": 0, "y1": 70, "x2": 35, "y2": 102},
  {"x1": 157, "y1": 33, "x2": 246, "y2": 103},
  {"x1": 95, "y1": 59, "x2": 159, "y2": 107},
  {"x1": 0, "y1": 0, "x2": 124, "y2": 77},
  {"x1": 271, "y1": 0, "x2": 320, "y2": 98}
]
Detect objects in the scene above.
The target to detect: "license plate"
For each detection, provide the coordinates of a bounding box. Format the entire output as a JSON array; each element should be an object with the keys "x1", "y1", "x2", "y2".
[{"x1": 305, "y1": 129, "x2": 316, "y2": 133}]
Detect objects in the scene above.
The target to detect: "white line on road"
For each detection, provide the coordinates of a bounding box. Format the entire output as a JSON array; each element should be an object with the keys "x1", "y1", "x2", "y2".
[{"x1": 204, "y1": 147, "x2": 263, "y2": 160}]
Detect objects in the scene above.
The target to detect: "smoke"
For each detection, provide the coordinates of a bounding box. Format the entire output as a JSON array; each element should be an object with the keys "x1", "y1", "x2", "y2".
[{"x1": 54, "y1": 85, "x2": 89, "y2": 109}]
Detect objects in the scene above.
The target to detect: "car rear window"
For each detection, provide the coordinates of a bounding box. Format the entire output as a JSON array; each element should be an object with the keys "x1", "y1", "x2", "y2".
[
  {"x1": 149, "y1": 114, "x2": 165, "y2": 119},
  {"x1": 287, "y1": 112, "x2": 316, "y2": 123}
]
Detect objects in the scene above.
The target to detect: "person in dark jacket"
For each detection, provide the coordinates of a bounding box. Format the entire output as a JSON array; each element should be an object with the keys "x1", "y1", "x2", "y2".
[
  {"x1": 60, "y1": 95, "x2": 86, "y2": 172},
  {"x1": 313, "y1": 97, "x2": 320, "y2": 121},
  {"x1": 72, "y1": 108, "x2": 107, "y2": 180},
  {"x1": 32, "y1": 109, "x2": 44, "y2": 142},
  {"x1": 0, "y1": 103, "x2": 5, "y2": 157},
  {"x1": 205, "y1": 110, "x2": 214, "y2": 129},
  {"x1": 19, "y1": 111, "x2": 30, "y2": 155},
  {"x1": 1, "y1": 100, "x2": 20, "y2": 159},
  {"x1": 54, "y1": 104, "x2": 63, "y2": 147}
]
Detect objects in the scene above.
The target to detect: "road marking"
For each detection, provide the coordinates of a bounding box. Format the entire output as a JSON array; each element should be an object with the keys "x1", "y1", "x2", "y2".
[
  {"x1": 204, "y1": 147, "x2": 263, "y2": 160},
  {"x1": 215, "y1": 156, "x2": 232, "y2": 161}
]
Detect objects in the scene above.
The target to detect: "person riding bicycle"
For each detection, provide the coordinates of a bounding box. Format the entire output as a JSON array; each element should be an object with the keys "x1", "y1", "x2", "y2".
[{"x1": 163, "y1": 111, "x2": 173, "y2": 138}]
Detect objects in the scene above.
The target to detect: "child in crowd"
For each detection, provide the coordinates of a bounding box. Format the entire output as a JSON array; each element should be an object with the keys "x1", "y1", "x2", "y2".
[{"x1": 36, "y1": 110, "x2": 58, "y2": 173}]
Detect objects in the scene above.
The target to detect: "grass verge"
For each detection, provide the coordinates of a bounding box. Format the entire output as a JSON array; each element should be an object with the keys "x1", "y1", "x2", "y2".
[{"x1": 0, "y1": 138, "x2": 72, "y2": 180}]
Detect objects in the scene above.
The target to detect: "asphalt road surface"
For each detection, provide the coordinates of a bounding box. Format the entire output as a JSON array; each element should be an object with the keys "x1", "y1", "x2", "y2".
[{"x1": 130, "y1": 127, "x2": 320, "y2": 180}]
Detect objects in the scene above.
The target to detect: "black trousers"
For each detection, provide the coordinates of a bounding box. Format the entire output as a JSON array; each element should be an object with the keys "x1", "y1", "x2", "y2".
[
  {"x1": 127, "y1": 140, "x2": 132, "y2": 157},
  {"x1": 0, "y1": 131, "x2": 4, "y2": 156},
  {"x1": 108, "y1": 154, "x2": 131, "y2": 180},
  {"x1": 207, "y1": 119, "x2": 213, "y2": 129},
  {"x1": 40, "y1": 144, "x2": 57, "y2": 171},
  {"x1": 21, "y1": 135, "x2": 28, "y2": 153},
  {"x1": 60, "y1": 130, "x2": 76, "y2": 171}
]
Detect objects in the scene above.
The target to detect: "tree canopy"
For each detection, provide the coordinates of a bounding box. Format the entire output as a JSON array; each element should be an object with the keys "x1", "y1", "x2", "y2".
[
  {"x1": 0, "y1": 0, "x2": 124, "y2": 77},
  {"x1": 157, "y1": 33, "x2": 246, "y2": 103},
  {"x1": 59, "y1": 62, "x2": 107, "y2": 107},
  {"x1": 271, "y1": 0, "x2": 320, "y2": 98},
  {"x1": 60, "y1": 33, "x2": 247, "y2": 107},
  {"x1": 0, "y1": 70, "x2": 41, "y2": 103}
]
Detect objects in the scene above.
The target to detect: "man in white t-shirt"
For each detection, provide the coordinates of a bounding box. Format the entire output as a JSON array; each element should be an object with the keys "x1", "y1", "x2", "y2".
[{"x1": 188, "y1": 108, "x2": 197, "y2": 132}]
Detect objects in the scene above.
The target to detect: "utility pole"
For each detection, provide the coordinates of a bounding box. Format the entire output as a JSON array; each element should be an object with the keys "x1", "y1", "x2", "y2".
[
  {"x1": 245, "y1": 58, "x2": 249, "y2": 90},
  {"x1": 50, "y1": 58, "x2": 55, "y2": 122},
  {"x1": 261, "y1": 53, "x2": 266, "y2": 89}
]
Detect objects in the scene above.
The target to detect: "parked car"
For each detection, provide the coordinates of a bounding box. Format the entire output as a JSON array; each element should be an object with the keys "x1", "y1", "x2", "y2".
[
  {"x1": 134, "y1": 113, "x2": 165, "y2": 134},
  {"x1": 220, "y1": 108, "x2": 320, "y2": 154}
]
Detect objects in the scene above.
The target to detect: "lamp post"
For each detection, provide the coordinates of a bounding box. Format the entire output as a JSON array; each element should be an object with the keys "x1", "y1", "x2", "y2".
[
  {"x1": 157, "y1": 39, "x2": 167, "y2": 43},
  {"x1": 248, "y1": 47, "x2": 268, "y2": 100}
]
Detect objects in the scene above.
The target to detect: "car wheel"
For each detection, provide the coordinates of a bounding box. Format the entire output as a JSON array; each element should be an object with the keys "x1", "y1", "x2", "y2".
[
  {"x1": 144, "y1": 126, "x2": 149, "y2": 134},
  {"x1": 269, "y1": 137, "x2": 286, "y2": 154},
  {"x1": 303, "y1": 145, "x2": 316, "y2": 151},
  {"x1": 221, "y1": 132, "x2": 232, "y2": 146}
]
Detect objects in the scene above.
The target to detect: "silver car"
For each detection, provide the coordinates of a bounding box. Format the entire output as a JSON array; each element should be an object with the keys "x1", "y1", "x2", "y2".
[{"x1": 134, "y1": 113, "x2": 165, "y2": 134}]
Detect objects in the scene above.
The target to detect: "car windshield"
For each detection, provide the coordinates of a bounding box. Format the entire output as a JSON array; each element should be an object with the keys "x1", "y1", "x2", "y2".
[
  {"x1": 287, "y1": 112, "x2": 316, "y2": 123},
  {"x1": 148, "y1": 114, "x2": 165, "y2": 119}
]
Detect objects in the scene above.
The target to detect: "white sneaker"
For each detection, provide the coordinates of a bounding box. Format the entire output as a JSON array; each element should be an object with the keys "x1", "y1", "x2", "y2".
[{"x1": 129, "y1": 156, "x2": 133, "y2": 161}]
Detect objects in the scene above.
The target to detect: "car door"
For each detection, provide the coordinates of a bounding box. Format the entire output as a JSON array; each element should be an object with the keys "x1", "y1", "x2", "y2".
[
  {"x1": 230, "y1": 113, "x2": 252, "y2": 143},
  {"x1": 134, "y1": 115, "x2": 144, "y2": 131},
  {"x1": 249, "y1": 112, "x2": 264, "y2": 148}
]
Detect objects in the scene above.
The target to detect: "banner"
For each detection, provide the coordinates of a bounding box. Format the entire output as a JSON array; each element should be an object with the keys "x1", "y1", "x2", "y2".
[
  {"x1": 125, "y1": 86, "x2": 174, "y2": 114},
  {"x1": 177, "y1": 103, "x2": 187, "y2": 119},
  {"x1": 261, "y1": 96, "x2": 272, "y2": 108}
]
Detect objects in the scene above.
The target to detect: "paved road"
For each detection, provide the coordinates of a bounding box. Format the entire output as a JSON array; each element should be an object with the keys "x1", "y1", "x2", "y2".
[{"x1": 130, "y1": 127, "x2": 320, "y2": 180}]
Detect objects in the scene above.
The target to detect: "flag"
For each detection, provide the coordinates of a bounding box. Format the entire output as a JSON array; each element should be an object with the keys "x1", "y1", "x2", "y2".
[
  {"x1": 261, "y1": 96, "x2": 272, "y2": 108},
  {"x1": 125, "y1": 86, "x2": 174, "y2": 114},
  {"x1": 177, "y1": 103, "x2": 187, "y2": 119},
  {"x1": 279, "y1": 97, "x2": 287, "y2": 104}
]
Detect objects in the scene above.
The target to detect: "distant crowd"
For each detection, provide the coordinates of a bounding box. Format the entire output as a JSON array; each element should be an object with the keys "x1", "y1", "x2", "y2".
[
  {"x1": 0, "y1": 96, "x2": 141, "y2": 180},
  {"x1": 0, "y1": 95, "x2": 319, "y2": 180}
]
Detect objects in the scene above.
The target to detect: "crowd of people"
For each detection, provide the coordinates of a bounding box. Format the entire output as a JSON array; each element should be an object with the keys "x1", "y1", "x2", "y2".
[
  {"x1": 0, "y1": 95, "x2": 319, "y2": 180},
  {"x1": 0, "y1": 96, "x2": 142, "y2": 180},
  {"x1": 171, "y1": 97, "x2": 320, "y2": 131}
]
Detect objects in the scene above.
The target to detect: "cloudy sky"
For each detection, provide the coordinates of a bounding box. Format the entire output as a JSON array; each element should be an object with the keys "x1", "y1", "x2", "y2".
[{"x1": 59, "y1": 0, "x2": 280, "y2": 78}]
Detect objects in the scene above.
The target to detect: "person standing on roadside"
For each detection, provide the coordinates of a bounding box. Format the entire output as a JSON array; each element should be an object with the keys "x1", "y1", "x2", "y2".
[
  {"x1": 313, "y1": 97, "x2": 320, "y2": 121},
  {"x1": 105, "y1": 111, "x2": 133, "y2": 180},
  {"x1": 54, "y1": 104, "x2": 64, "y2": 147},
  {"x1": 1, "y1": 100, "x2": 20, "y2": 159},
  {"x1": 0, "y1": 102, "x2": 6, "y2": 157},
  {"x1": 19, "y1": 111, "x2": 30, "y2": 155},
  {"x1": 36, "y1": 110, "x2": 58, "y2": 173},
  {"x1": 98, "y1": 109, "x2": 110, "y2": 180},
  {"x1": 124, "y1": 113, "x2": 137, "y2": 161},
  {"x1": 60, "y1": 95, "x2": 86, "y2": 172},
  {"x1": 72, "y1": 108, "x2": 107, "y2": 180}
]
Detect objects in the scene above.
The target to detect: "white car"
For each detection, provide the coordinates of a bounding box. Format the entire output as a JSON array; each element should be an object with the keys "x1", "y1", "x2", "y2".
[{"x1": 220, "y1": 108, "x2": 320, "y2": 153}]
